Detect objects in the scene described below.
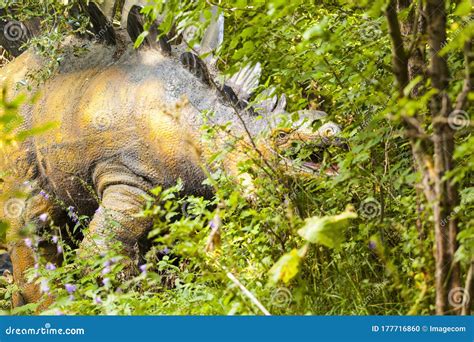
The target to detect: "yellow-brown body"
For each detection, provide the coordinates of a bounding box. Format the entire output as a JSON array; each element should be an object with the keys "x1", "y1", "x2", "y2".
[
  {"x1": 0, "y1": 31, "x2": 332, "y2": 306},
  {"x1": 1, "y1": 37, "x2": 265, "y2": 306}
]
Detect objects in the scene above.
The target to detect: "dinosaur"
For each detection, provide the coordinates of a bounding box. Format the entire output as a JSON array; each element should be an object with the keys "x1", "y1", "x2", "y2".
[{"x1": 0, "y1": 2, "x2": 342, "y2": 307}]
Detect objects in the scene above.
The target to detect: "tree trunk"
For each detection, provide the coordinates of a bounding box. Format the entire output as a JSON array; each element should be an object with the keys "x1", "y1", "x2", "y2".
[
  {"x1": 387, "y1": 0, "x2": 463, "y2": 314},
  {"x1": 426, "y1": 0, "x2": 461, "y2": 315}
]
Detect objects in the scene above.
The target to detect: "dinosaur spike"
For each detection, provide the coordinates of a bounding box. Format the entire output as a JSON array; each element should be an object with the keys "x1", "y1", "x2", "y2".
[
  {"x1": 180, "y1": 52, "x2": 211, "y2": 85},
  {"x1": 226, "y1": 62, "x2": 262, "y2": 101},
  {"x1": 121, "y1": 0, "x2": 147, "y2": 28},
  {"x1": 93, "y1": 0, "x2": 116, "y2": 21},
  {"x1": 275, "y1": 93, "x2": 287, "y2": 113},
  {"x1": 84, "y1": 1, "x2": 116, "y2": 45},
  {"x1": 126, "y1": 6, "x2": 143, "y2": 44},
  {"x1": 254, "y1": 87, "x2": 278, "y2": 114},
  {"x1": 126, "y1": 4, "x2": 171, "y2": 54},
  {"x1": 199, "y1": 7, "x2": 224, "y2": 62}
]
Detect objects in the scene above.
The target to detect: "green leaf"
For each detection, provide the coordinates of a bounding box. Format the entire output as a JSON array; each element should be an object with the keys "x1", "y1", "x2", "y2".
[
  {"x1": 454, "y1": 0, "x2": 472, "y2": 16},
  {"x1": 0, "y1": 221, "x2": 7, "y2": 243},
  {"x1": 297, "y1": 208, "x2": 357, "y2": 248},
  {"x1": 134, "y1": 31, "x2": 149, "y2": 49},
  {"x1": 16, "y1": 122, "x2": 57, "y2": 141},
  {"x1": 269, "y1": 248, "x2": 302, "y2": 284},
  {"x1": 302, "y1": 24, "x2": 324, "y2": 41},
  {"x1": 11, "y1": 302, "x2": 38, "y2": 315}
]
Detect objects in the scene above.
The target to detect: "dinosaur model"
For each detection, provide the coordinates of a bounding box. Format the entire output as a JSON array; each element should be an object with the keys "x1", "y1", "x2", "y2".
[{"x1": 0, "y1": 2, "x2": 341, "y2": 306}]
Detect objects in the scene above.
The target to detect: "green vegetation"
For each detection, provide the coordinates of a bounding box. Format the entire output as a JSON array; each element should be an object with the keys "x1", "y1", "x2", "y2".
[{"x1": 0, "y1": 0, "x2": 472, "y2": 315}]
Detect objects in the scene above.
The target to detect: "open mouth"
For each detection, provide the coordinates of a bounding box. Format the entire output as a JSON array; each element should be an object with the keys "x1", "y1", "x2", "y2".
[
  {"x1": 301, "y1": 160, "x2": 340, "y2": 175},
  {"x1": 279, "y1": 150, "x2": 340, "y2": 176}
]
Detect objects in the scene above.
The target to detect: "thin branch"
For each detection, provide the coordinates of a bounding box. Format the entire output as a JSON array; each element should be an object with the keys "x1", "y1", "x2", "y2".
[
  {"x1": 406, "y1": 10, "x2": 421, "y2": 59},
  {"x1": 455, "y1": 39, "x2": 473, "y2": 111},
  {"x1": 225, "y1": 270, "x2": 271, "y2": 316},
  {"x1": 385, "y1": 0, "x2": 409, "y2": 94},
  {"x1": 462, "y1": 260, "x2": 473, "y2": 315}
]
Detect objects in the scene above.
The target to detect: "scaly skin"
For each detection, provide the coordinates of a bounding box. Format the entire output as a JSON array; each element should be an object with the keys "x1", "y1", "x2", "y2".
[{"x1": 0, "y1": 37, "x2": 327, "y2": 307}]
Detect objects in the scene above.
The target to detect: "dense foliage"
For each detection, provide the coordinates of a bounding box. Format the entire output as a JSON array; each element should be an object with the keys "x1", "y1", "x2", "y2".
[{"x1": 0, "y1": 0, "x2": 472, "y2": 315}]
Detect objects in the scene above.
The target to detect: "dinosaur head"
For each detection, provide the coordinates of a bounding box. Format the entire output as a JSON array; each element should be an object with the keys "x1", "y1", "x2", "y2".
[{"x1": 264, "y1": 110, "x2": 346, "y2": 176}]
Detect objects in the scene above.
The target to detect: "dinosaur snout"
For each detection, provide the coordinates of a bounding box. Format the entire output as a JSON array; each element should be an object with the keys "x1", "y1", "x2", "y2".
[{"x1": 272, "y1": 120, "x2": 347, "y2": 176}]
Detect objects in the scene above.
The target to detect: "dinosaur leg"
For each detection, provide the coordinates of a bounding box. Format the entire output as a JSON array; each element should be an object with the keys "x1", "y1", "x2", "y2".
[
  {"x1": 7, "y1": 192, "x2": 64, "y2": 307},
  {"x1": 80, "y1": 163, "x2": 152, "y2": 273}
]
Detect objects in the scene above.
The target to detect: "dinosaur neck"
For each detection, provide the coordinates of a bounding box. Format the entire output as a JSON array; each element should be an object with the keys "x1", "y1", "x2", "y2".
[{"x1": 203, "y1": 131, "x2": 274, "y2": 179}]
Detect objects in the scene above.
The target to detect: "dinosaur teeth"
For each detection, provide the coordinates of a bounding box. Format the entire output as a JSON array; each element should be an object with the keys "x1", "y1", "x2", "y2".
[{"x1": 302, "y1": 161, "x2": 321, "y2": 171}]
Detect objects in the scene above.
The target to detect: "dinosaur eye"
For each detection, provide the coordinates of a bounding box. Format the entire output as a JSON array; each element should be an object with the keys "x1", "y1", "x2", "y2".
[{"x1": 277, "y1": 131, "x2": 288, "y2": 139}]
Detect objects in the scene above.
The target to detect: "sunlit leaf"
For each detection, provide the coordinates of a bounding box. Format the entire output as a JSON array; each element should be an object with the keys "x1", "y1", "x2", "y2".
[
  {"x1": 298, "y1": 208, "x2": 357, "y2": 248},
  {"x1": 269, "y1": 248, "x2": 302, "y2": 284}
]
